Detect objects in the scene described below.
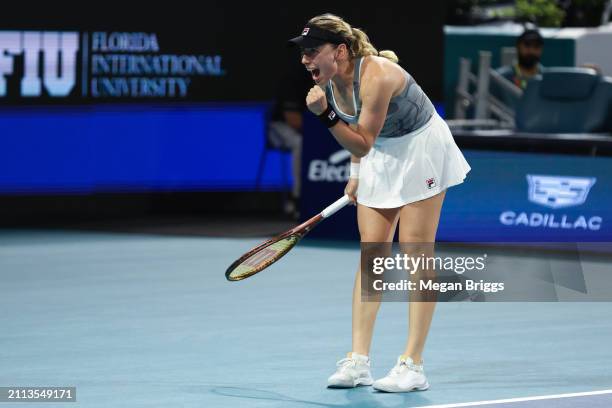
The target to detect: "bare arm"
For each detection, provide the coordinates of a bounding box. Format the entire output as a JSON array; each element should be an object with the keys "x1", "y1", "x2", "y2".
[
  {"x1": 305, "y1": 60, "x2": 395, "y2": 157},
  {"x1": 329, "y1": 65, "x2": 394, "y2": 157}
]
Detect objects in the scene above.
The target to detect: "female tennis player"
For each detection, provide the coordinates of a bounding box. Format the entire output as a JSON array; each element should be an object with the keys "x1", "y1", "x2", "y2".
[{"x1": 289, "y1": 14, "x2": 471, "y2": 392}]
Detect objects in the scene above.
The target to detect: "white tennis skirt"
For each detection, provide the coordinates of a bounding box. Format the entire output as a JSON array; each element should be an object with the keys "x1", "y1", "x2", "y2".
[{"x1": 357, "y1": 112, "x2": 471, "y2": 208}]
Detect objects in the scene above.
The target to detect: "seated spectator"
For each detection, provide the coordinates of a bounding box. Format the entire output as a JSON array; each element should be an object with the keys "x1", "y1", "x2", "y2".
[
  {"x1": 497, "y1": 27, "x2": 544, "y2": 90},
  {"x1": 268, "y1": 58, "x2": 312, "y2": 219}
]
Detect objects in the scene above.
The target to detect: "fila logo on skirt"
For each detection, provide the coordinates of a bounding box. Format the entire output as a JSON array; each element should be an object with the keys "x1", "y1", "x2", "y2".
[{"x1": 426, "y1": 177, "x2": 437, "y2": 189}]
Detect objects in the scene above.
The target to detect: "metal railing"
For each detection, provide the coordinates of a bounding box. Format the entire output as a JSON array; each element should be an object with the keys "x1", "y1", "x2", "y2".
[
  {"x1": 451, "y1": 51, "x2": 523, "y2": 130},
  {"x1": 603, "y1": 0, "x2": 612, "y2": 25}
]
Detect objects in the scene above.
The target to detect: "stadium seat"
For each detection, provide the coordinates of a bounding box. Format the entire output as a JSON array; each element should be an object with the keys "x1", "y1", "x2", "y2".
[{"x1": 516, "y1": 67, "x2": 612, "y2": 133}]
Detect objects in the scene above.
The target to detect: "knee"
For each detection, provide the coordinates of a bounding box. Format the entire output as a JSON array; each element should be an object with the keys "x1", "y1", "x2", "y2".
[
  {"x1": 359, "y1": 226, "x2": 396, "y2": 243},
  {"x1": 399, "y1": 240, "x2": 435, "y2": 260},
  {"x1": 398, "y1": 240, "x2": 436, "y2": 273},
  {"x1": 359, "y1": 234, "x2": 388, "y2": 243},
  {"x1": 399, "y1": 233, "x2": 433, "y2": 245}
]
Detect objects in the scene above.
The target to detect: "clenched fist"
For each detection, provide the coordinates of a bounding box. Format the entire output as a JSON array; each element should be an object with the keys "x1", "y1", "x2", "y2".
[{"x1": 306, "y1": 85, "x2": 327, "y2": 115}]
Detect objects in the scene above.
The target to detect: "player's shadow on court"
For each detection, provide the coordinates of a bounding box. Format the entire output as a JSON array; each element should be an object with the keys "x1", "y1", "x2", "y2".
[{"x1": 210, "y1": 386, "x2": 434, "y2": 407}]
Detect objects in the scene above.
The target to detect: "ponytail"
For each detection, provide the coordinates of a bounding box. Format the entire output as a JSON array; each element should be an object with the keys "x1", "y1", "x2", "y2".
[
  {"x1": 308, "y1": 14, "x2": 399, "y2": 63},
  {"x1": 378, "y1": 50, "x2": 399, "y2": 63}
]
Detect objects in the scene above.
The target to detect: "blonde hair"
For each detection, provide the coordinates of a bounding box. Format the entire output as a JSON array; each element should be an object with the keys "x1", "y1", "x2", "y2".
[{"x1": 308, "y1": 13, "x2": 399, "y2": 63}]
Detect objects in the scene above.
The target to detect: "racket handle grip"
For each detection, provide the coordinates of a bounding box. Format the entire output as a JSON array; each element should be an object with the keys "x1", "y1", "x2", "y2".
[{"x1": 321, "y1": 195, "x2": 351, "y2": 218}]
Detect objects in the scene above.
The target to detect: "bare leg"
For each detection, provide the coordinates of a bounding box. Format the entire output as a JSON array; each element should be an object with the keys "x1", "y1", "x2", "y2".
[
  {"x1": 351, "y1": 204, "x2": 400, "y2": 356},
  {"x1": 398, "y1": 190, "x2": 446, "y2": 364}
]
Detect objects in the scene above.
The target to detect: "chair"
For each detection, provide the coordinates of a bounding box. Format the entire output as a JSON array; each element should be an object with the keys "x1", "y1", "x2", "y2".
[
  {"x1": 516, "y1": 67, "x2": 612, "y2": 133},
  {"x1": 255, "y1": 120, "x2": 293, "y2": 191}
]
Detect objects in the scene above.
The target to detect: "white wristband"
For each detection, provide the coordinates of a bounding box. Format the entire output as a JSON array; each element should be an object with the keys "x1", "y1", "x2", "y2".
[{"x1": 349, "y1": 162, "x2": 360, "y2": 179}]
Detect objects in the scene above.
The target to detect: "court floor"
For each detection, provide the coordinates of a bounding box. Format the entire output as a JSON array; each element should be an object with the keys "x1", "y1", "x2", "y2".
[{"x1": 1, "y1": 229, "x2": 611, "y2": 407}]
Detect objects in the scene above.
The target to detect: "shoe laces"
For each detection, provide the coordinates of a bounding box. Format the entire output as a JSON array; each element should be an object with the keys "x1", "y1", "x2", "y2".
[
  {"x1": 389, "y1": 361, "x2": 407, "y2": 377},
  {"x1": 389, "y1": 359, "x2": 422, "y2": 377},
  {"x1": 336, "y1": 357, "x2": 358, "y2": 371}
]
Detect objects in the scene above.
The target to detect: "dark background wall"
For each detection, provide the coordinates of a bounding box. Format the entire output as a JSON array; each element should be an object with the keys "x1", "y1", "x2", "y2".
[
  {"x1": 0, "y1": 2, "x2": 446, "y2": 223},
  {"x1": 0, "y1": 1, "x2": 446, "y2": 102}
]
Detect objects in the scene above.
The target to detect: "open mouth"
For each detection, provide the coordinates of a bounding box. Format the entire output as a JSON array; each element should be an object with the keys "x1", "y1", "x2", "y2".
[{"x1": 307, "y1": 67, "x2": 321, "y2": 82}]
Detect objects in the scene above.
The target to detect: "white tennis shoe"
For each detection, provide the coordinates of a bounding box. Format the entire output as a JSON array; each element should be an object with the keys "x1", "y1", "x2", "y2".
[
  {"x1": 372, "y1": 356, "x2": 430, "y2": 393},
  {"x1": 327, "y1": 352, "x2": 374, "y2": 388}
]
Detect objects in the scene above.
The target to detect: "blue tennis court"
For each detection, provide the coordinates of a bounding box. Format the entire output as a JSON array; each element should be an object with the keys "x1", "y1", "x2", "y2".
[
  {"x1": 2, "y1": 229, "x2": 611, "y2": 407},
  {"x1": 3, "y1": 3, "x2": 612, "y2": 407}
]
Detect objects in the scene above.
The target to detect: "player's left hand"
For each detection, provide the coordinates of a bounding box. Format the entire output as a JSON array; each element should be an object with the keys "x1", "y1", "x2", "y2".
[
  {"x1": 306, "y1": 86, "x2": 327, "y2": 115},
  {"x1": 344, "y1": 178, "x2": 358, "y2": 205}
]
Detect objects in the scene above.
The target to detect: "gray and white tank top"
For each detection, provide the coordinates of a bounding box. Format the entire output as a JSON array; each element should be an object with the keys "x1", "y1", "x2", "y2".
[{"x1": 325, "y1": 57, "x2": 435, "y2": 138}]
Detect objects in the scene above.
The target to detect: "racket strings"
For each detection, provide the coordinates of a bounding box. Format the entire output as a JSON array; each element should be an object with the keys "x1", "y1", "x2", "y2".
[{"x1": 228, "y1": 235, "x2": 300, "y2": 280}]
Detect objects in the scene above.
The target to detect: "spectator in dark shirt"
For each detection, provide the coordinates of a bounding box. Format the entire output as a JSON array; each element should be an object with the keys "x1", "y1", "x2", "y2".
[
  {"x1": 269, "y1": 57, "x2": 312, "y2": 218},
  {"x1": 497, "y1": 27, "x2": 544, "y2": 90},
  {"x1": 492, "y1": 27, "x2": 544, "y2": 111}
]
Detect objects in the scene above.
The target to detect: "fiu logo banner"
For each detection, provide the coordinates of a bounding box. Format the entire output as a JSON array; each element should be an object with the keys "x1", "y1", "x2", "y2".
[
  {"x1": 0, "y1": 31, "x2": 79, "y2": 97},
  {"x1": 0, "y1": 30, "x2": 225, "y2": 100}
]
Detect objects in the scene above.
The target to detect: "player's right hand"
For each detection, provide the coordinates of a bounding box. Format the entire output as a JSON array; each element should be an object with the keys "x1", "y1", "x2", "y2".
[
  {"x1": 306, "y1": 85, "x2": 327, "y2": 115},
  {"x1": 345, "y1": 178, "x2": 358, "y2": 205}
]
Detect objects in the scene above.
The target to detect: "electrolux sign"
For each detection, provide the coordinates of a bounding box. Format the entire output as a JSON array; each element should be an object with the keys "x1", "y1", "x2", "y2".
[
  {"x1": 307, "y1": 149, "x2": 351, "y2": 183},
  {"x1": 0, "y1": 31, "x2": 225, "y2": 99}
]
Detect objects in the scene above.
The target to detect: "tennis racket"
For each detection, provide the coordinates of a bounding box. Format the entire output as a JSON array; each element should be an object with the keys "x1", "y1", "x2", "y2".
[{"x1": 225, "y1": 195, "x2": 351, "y2": 281}]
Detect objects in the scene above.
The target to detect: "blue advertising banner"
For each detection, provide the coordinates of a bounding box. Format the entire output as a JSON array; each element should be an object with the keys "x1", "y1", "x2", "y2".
[
  {"x1": 301, "y1": 114, "x2": 612, "y2": 242},
  {"x1": 0, "y1": 104, "x2": 290, "y2": 193},
  {"x1": 300, "y1": 115, "x2": 359, "y2": 241},
  {"x1": 439, "y1": 150, "x2": 611, "y2": 242}
]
